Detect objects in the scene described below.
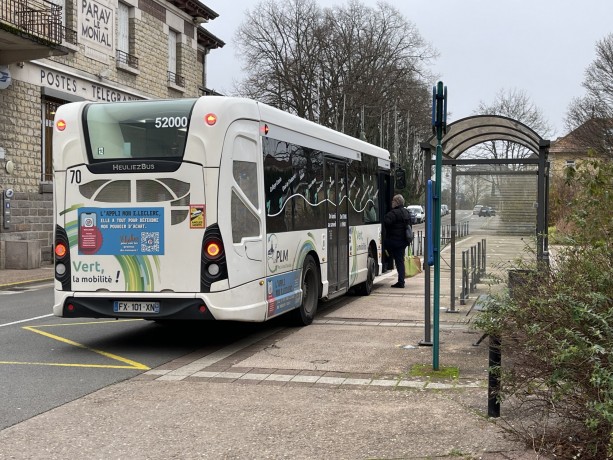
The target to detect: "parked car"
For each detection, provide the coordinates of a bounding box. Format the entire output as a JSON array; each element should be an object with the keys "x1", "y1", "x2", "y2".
[
  {"x1": 478, "y1": 206, "x2": 496, "y2": 217},
  {"x1": 406, "y1": 208, "x2": 417, "y2": 224},
  {"x1": 473, "y1": 205, "x2": 483, "y2": 215},
  {"x1": 406, "y1": 205, "x2": 425, "y2": 224}
]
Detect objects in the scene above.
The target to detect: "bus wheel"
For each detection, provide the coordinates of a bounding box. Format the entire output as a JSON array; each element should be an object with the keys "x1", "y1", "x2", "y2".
[
  {"x1": 289, "y1": 255, "x2": 319, "y2": 326},
  {"x1": 356, "y1": 254, "x2": 375, "y2": 296}
]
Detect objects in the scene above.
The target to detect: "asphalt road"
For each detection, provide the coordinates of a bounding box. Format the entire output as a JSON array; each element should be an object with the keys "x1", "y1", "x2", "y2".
[{"x1": 0, "y1": 284, "x2": 272, "y2": 430}]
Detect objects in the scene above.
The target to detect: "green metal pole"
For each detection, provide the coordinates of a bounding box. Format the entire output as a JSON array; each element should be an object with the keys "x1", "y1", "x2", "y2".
[
  {"x1": 433, "y1": 81, "x2": 445, "y2": 371},
  {"x1": 433, "y1": 143, "x2": 442, "y2": 370}
]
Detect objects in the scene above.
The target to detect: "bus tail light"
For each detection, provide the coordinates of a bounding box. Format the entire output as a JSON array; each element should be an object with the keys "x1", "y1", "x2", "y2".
[
  {"x1": 55, "y1": 242, "x2": 67, "y2": 258},
  {"x1": 204, "y1": 239, "x2": 222, "y2": 259},
  {"x1": 200, "y1": 224, "x2": 227, "y2": 292},
  {"x1": 54, "y1": 225, "x2": 71, "y2": 290},
  {"x1": 55, "y1": 263, "x2": 67, "y2": 276}
]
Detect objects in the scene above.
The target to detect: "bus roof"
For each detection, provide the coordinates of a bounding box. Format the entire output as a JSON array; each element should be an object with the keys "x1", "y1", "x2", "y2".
[
  {"x1": 54, "y1": 97, "x2": 391, "y2": 170},
  {"x1": 194, "y1": 96, "x2": 390, "y2": 163},
  {"x1": 254, "y1": 99, "x2": 391, "y2": 162}
]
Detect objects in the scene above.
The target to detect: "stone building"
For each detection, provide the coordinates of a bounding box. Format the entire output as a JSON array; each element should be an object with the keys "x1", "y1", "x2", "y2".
[
  {"x1": 0, "y1": 0, "x2": 224, "y2": 268},
  {"x1": 549, "y1": 119, "x2": 613, "y2": 176}
]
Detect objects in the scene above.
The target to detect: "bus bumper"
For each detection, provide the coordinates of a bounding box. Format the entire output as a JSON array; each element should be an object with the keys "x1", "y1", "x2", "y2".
[{"x1": 53, "y1": 280, "x2": 269, "y2": 322}]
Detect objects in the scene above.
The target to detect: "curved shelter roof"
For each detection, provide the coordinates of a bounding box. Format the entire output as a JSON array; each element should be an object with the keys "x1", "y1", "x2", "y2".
[{"x1": 426, "y1": 115, "x2": 546, "y2": 159}]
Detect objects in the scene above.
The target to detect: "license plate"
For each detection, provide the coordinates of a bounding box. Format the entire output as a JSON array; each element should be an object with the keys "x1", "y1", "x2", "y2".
[{"x1": 113, "y1": 301, "x2": 160, "y2": 314}]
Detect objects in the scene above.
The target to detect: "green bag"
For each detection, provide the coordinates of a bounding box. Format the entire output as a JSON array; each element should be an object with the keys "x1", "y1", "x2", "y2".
[{"x1": 404, "y1": 246, "x2": 422, "y2": 278}]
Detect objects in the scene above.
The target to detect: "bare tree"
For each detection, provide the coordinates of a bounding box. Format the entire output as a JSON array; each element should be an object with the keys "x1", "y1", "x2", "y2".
[
  {"x1": 472, "y1": 88, "x2": 552, "y2": 163},
  {"x1": 465, "y1": 89, "x2": 552, "y2": 219},
  {"x1": 234, "y1": 0, "x2": 322, "y2": 118},
  {"x1": 462, "y1": 173, "x2": 490, "y2": 208},
  {"x1": 566, "y1": 33, "x2": 613, "y2": 156},
  {"x1": 316, "y1": 1, "x2": 436, "y2": 141},
  {"x1": 233, "y1": 0, "x2": 437, "y2": 200}
]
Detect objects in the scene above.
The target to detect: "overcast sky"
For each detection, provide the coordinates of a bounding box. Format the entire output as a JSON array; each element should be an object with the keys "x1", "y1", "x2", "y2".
[{"x1": 204, "y1": 0, "x2": 613, "y2": 139}]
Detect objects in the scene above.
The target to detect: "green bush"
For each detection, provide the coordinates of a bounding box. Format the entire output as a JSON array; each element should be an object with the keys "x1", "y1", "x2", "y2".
[{"x1": 476, "y1": 158, "x2": 613, "y2": 458}]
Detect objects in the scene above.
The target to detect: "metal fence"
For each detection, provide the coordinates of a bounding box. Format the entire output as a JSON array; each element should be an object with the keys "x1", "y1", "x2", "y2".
[
  {"x1": 411, "y1": 220, "x2": 471, "y2": 257},
  {"x1": 117, "y1": 50, "x2": 139, "y2": 69},
  {"x1": 460, "y1": 238, "x2": 487, "y2": 305},
  {"x1": 167, "y1": 71, "x2": 185, "y2": 88},
  {"x1": 0, "y1": 0, "x2": 76, "y2": 46}
]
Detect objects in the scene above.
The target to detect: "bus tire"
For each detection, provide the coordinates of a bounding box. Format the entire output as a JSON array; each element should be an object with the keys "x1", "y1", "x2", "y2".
[
  {"x1": 289, "y1": 255, "x2": 319, "y2": 326},
  {"x1": 356, "y1": 254, "x2": 375, "y2": 296}
]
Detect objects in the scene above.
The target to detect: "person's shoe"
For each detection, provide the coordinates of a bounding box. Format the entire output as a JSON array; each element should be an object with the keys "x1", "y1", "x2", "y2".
[{"x1": 391, "y1": 282, "x2": 405, "y2": 288}]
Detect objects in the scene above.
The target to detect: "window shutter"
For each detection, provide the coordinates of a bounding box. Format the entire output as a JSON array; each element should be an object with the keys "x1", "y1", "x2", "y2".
[
  {"x1": 118, "y1": 3, "x2": 129, "y2": 52},
  {"x1": 168, "y1": 30, "x2": 177, "y2": 74}
]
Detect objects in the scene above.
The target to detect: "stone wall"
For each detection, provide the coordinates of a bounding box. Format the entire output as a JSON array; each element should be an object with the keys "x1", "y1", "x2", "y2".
[
  {"x1": 0, "y1": 190, "x2": 54, "y2": 269},
  {"x1": 0, "y1": 80, "x2": 43, "y2": 194},
  {"x1": 0, "y1": 80, "x2": 51, "y2": 269}
]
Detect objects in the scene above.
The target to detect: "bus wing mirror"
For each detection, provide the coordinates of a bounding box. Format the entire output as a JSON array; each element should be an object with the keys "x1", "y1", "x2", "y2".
[{"x1": 395, "y1": 168, "x2": 406, "y2": 189}]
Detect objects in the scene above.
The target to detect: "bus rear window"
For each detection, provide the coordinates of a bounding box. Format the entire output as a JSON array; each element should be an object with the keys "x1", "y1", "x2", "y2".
[{"x1": 83, "y1": 99, "x2": 196, "y2": 162}]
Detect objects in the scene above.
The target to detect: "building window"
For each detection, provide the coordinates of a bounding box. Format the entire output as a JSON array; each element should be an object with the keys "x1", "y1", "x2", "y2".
[
  {"x1": 197, "y1": 48, "x2": 206, "y2": 94},
  {"x1": 42, "y1": 0, "x2": 67, "y2": 44},
  {"x1": 49, "y1": 0, "x2": 65, "y2": 25},
  {"x1": 117, "y1": 3, "x2": 129, "y2": 50},
  {"x1": 167, "y1": 29, "x2": 185, "y2": 88},
  {"x1": 168, "y1": 29, "x2": 177, "y2": 73},
  {"x1": 42, "y1": 99, "x2": 64, "y2": 182},
  {"x1": 116, "y1": 2, "x2": 138, "y2": 70}
]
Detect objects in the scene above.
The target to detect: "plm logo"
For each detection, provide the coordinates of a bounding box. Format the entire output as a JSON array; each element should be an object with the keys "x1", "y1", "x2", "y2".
[{"x1": 266, "y1": 234, "x2": 289, "y2": 273}]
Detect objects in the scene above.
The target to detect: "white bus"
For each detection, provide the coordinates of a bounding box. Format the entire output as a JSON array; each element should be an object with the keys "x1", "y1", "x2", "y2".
[{"x1": 52, "y1": 97, "x2": 392, "y2": 325}]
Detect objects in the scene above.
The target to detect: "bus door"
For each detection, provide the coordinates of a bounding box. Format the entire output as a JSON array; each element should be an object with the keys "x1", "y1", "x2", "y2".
[
  {"x1": 219, "y1": 121, "x2": 265, "y2": 287},
  {"x1": 379, "y1": 169, "x2": 394, "y2": 272},
  {"x1": 325, "y1": 158, "x2": 349, "y2": 294}
]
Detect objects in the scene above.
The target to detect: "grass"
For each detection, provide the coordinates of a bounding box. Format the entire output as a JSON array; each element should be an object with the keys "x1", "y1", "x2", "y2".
[{"x1": 409, "y1": 363, "x2": 459, "y2": 380}]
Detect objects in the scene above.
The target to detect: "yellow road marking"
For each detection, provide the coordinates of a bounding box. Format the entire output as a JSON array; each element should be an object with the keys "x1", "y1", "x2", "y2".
[
  {"x1": 35, "y1": 319, "x2": 142, "y2": 327},
  {"x1": 23, "y1": 326, "x2": 150, "y2": 370},
  {"x1": 0, "y1": 320, "x2": 150, "y2": 370},
  {"x1": 0, "y1": 361, "x2": 146, "y2": 369},
  {"x1": 0, "y1": 278, "x2": 53, "y2": 288}
]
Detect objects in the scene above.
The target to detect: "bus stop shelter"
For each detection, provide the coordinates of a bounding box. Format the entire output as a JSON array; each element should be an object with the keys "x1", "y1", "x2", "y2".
[{"x1": 420, "y1": 115, "x2": 550, "y2": 318}]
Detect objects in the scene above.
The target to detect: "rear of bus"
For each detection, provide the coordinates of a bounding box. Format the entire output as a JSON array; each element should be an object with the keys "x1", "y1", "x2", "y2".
[{"x1": 53, "y1": 97, "x2": 269, "y2": 322}]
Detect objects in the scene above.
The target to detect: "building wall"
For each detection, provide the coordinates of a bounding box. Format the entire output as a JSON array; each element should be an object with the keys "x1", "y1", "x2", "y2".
[
  {"x1": 0, "y1": 0, "x2": 215, "y2": 268},
  {"x1": 549, "y1": 153, "x2": 574, "y2": 176},
  {"x1": 0, "y1": 79, "x2": 42, "y2": 193}
]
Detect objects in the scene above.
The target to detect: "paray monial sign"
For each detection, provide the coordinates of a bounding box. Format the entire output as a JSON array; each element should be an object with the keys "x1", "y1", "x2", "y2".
[{"x1": 80, "y1": 0, "x2": 114, "y2": 50}]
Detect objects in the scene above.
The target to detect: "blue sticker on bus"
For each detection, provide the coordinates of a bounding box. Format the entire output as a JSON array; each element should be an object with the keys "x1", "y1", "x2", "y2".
[
  {"x1": 77, "y1": 207, "x2": 164, "y2": 255},
  {"x1": 266, "y1": 271, "x2": 301, "y2": 317}
]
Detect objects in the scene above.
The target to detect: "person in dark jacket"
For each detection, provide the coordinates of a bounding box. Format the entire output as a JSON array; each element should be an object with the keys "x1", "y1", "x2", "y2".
[{"x1": 384, "y1": 194, "x2": 412, "y2": 288}]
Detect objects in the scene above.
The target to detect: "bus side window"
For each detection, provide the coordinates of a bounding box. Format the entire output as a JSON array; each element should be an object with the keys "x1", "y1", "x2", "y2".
[
  {"x1": 231, "y1": 160, "x2": 260, "y2": 243},
  {"x1": 233, "y1": 161, "x2": 258, "y2": 208},
  {"x1": 231, "y1": 133, "x2": 260, "y2": 243},
  {"x1": 231, "y1": 190, "x2": 259, "y2": 243}
]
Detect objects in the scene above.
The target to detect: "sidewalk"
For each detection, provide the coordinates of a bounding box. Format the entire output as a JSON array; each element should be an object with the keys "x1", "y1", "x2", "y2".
[
  {"x1": 0, "y1": 236, "x2": 543, "y2": 459},
  {"x1": 0, "y1": 264, "x2": 54, "y2": 288}
]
